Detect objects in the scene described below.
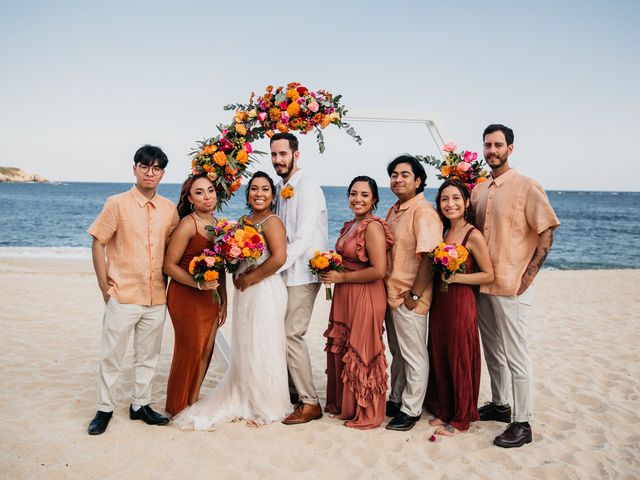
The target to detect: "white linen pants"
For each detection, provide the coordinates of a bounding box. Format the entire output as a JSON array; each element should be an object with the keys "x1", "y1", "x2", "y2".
[
  {"x1": 97, "y1": 298, "x2": 166, "y2": 412},
  {"x1": 386, "y1": 303, "x2": 429, "y2": 418},
  {"x1": 477, "y1": 289, "x2": 534, "y2": 423},
  {"x1": 284, "y1": 283, "x2": 321, "y2": 405}
]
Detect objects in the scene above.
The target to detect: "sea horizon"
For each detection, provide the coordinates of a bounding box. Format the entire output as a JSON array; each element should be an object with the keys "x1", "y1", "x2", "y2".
[{"x1": 1, "y1": 182, "x2": 639, "y2": 269}]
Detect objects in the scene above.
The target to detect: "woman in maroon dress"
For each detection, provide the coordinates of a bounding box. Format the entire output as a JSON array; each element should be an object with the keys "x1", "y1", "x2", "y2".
[
  {"x1": 320, "y1": 176, "x2": 394, "y2": 429},
  {"x1": 163, "y1": 174, "x2": 227, "y2": 416},
  {"x1": 426, "y1": 178, "x2": 494, "y2": 437}
]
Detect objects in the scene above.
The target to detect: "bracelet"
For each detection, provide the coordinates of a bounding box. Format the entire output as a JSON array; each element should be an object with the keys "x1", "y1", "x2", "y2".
[{"x1": 197, "y1": 282, "x2": 202, "y2": 290}]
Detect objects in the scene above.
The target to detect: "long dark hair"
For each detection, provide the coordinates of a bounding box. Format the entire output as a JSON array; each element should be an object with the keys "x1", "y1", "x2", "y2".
[
  {"x1": 245, "y1": 171, "x2": 276, "y2": 211},
  {"x1": 347, "y1": 175, "x2": 379, "y2": 212},
  {"x1": 177, "y1": 174, "x2": 215, "y2": 219},
  {"x1": 435, "y1": 178, "x2": 475, "y2": 231}
]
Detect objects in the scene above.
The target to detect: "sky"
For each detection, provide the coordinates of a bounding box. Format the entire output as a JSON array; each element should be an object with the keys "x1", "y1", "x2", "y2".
[{"x1": 1, "y1": 0, "x2": 639, "y2": 191}]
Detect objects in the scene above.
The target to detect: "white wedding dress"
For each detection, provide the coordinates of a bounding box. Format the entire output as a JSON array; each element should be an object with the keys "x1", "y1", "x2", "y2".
[{"x1": 173, "y1": 229, "x2": 291, "y2": 430}]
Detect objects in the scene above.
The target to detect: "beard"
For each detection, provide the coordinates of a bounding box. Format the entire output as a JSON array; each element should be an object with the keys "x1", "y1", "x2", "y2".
[
  {"x1": 274, "y1": 158, "x2": 294, "y2": 179},
  {"x1": 486, "y1": 151, "x2": 509, "y2": 169}
]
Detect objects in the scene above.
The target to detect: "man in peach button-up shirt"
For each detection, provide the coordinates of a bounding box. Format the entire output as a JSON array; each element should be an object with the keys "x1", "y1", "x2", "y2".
[
  {"x1": 471, "y1": 124, "x2": 559, "y2": 449},
  {"x1": 384, "y1": 155, "x2": 442, "y2": 432},
  {"x1": 86, "y1": 145, "x2": 179, "y2": 436}
]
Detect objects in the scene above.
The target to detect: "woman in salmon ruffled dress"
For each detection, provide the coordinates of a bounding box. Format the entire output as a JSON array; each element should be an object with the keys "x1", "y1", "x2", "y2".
[{"x1": 321, "y1": 176, "x2": 394, "y2": 429}]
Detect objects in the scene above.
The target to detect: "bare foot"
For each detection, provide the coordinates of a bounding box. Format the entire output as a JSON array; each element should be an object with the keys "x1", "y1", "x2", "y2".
[
  {"x1": 435, "y1": 424, "x2": 461, "y2": 437},
  {"x1": 429, "y1": 417, "x2": 446, "y2": 426},
  {"x1": 245, "y1": 419, "x2": 265, "y2": 428}
]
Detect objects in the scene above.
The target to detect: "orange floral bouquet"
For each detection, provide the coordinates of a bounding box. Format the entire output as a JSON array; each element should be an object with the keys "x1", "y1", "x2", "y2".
[
  {"x1": 189, "y1": 248, "x2": 223, "y2": 302},
  {"x1": 428, "y1": 243, "x2": 469, "y2": 292},
  {"x1": 418, "y1": 143, "x2": 489, "y2": 192},
  {"x1": 210, "y1": 218, "x2": 265, "y2": 274},
  {"x1": 309, "y1": 250, "x2": 344, "y2": 300}
]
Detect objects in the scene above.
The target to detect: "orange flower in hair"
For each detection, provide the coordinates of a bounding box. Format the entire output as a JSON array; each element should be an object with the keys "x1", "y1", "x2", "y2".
[
  {"x1": 213, "y1": 151, "x2": 227, "y2": 166},
  {"x1": 236, "y1": 150, "x2": 248, "y2": 164},
  {"x1": 236, "y1": 123, "x2": 247, "y2": 136}
]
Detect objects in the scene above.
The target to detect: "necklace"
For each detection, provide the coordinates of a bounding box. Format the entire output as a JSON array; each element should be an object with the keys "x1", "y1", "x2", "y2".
[
  {"x1": 192, "y1": 212, "x2": 211, "y2": 225},
  {"x1": 250, "y1": 211, "x2": 273, "y2": 226}
]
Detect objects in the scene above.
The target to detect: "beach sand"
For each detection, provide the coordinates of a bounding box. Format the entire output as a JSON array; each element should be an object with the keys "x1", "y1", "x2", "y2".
[{"x1": 0, "y1": 258, "x2": 638, "y2": 479}]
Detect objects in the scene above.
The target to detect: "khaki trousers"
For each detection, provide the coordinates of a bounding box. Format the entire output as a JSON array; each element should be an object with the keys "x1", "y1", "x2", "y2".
[
  {"x1": 386, "y1": 303, "x2": 429, "y2": 417},
  {"x1": 97, "y1": 298, "x2": 166, "y2": 412},
  {"x1": 477, "y1": 289, "x2": 534, "y2": 423},
  {"x1": 284, "y1": 283, "x2": 320, "y2": 404}
]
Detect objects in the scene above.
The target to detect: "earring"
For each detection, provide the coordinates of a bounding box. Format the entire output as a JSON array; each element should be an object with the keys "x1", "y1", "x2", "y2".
[{"x1": 190, "y1": 203, "x2": 195, "y2": 211}]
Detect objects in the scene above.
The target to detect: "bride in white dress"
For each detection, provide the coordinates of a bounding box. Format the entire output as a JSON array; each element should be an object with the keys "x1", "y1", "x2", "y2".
[{"x1": 173, "y1": 171, "x2": 292, "y2": 429}]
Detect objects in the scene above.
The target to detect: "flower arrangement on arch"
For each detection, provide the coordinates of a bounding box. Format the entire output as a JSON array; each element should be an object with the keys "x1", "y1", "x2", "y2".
[
  {"x1": 209, "y1": 218, "x2": 265, "y2": 274},
  {"x1": 309, "y1": 250, "x2": 345, "y2": 300},
  {"x1": 189, "y1": 248, "x2": 223, "y2": 302},
  {"x1": 428, "y1": 243, "x2": 470, "y2": 292},
  {"x1": 418, "y1": 142, "x2": 489, "y2": 192},
  {"x1": 191, "y1": 82, "x2": 362, "y2": 207}
]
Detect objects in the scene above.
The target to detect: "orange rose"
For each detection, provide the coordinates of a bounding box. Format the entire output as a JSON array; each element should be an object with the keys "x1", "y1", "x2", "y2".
[
  {"x1": 236, "y1": 123, "x2": 247, "y2": 136},
  {"x1": 280, "y1": 185, "x2": 294, "y2": 199},
  {"x1": 265, "y1": 130, "x2": 274, "y2": 138},
  {"x1": 477, "y1": 177, "x2": 487, "y2": 184},
  {"x1": 202, "y1": 163, "x2": 213, "y2": 173},
  {"x1": 225, "y1": 165, "x2": 238, "y2": 175},
  {"x1": 213, "y1": 151, "x2": 227, "y2": 166},
  {"x1": 287, "y1": 102, "x2": 301, "y2": 118},
  {"x1": 230, "y1": 178, "x2": 242, "y2": 192},
  {"x1": 266, "y1": 85, "x2": 273, "y2": 93},
  {"x1": 269, "y1": 107, "x2": 281, "y2": 121},
  {"x1": 203, "y1": 144, "x2": 217, "y2": 156},
  {"x1": 207, "y1": 171, "x2": 218, "y2": 181},
  {"x1": 276, "y1": 123, "x2": 289, "y2": 133},
  {"x1": 236, "y1": 150, "x2": 249, "y2": 164},
  {"x1": 320, "y1": 115, "x2": 331, "y2": 128},
  {"x1": 203, "y1": 270, "x2": 219, "y2": 282},
  {"x1": 286, "y1": 88, "x2": 300, "y2": 101},
  {"x1": 234, "y1": 111, "x2": 248, "y2": 123}
]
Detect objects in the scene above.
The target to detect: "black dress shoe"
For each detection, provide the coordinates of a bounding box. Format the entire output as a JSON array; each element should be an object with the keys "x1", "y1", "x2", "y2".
[
  {"x1": 88, "y1": 411, "x2": 113, "y2": 435},
  {"x1": 129, "y1": 405, "x2": 170, "y2": 426},
  {"x1": 385, "y1": 411, "x2": 421, "y2": 431},
  {"x1": 385, "y1": 400, "x2": 401, "y2": 417},
  {"x1": 478, "y1": 402, "x2": 512, "y2": 423},
  {"x1": 494, "y1": 422, "x2": 532, "y2": 448}
]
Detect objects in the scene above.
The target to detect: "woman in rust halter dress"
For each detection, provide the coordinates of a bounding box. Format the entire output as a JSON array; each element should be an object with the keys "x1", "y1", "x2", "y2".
[
  {"x1": 425, "y1": 178, "x2": 494, "y2": 437},
  {"x1": 163, "y1": 174, "x2": 227, "y2": 416},
  {"x1": 321, "y1": 176, "x2": 394, "y2": 429}
]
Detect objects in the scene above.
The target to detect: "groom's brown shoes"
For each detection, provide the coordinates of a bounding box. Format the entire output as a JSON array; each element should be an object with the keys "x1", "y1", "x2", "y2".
[{"x1": 282, "y1": 403, "x2": 323, "y2": 425}]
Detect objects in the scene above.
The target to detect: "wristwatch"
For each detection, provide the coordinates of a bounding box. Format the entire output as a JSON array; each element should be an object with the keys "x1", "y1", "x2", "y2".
[{"x1": 410, "y1": 291, "x2": 420, "y2": 301}]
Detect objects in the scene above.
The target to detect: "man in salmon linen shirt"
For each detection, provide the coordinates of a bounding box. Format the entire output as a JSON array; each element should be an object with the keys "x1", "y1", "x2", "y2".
[
  {"x1": 384, "y1": 155, "x2": 442, "y2": 431},
  {"x1": 472, "y1": 124, "x2": 559, "y2": 448},
  {"x1": 86, "y1": 145, "x2": 179, "y2": 435}
]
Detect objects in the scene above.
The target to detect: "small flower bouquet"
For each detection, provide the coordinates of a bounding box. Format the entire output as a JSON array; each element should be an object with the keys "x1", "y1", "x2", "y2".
[
  {"x1": 209, "y1": 218, "x2": 265, "y2": 274},
  {"x1": 428, "y1": 243, "x2": 469, "y2": 292},
  {"x1": 418, "y1": 143, "x2": 489, "y2": 191},
  {"x1": 309, "y1": 250, "x2": 345, "y2": 300},
  {"x1": 280, "y1": 184, "x2": 294, "y2": 199},
  {"x1": 189, "y1": 248, "x2": 223, "y2": 302}
]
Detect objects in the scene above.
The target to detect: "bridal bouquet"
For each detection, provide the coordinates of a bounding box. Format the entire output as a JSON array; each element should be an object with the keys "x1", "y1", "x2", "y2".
[
  {"x1": 309, "y1": 250, "x2": 344, "y2": 300},
  {"x1": 189, "y1": 248, "x2": 223, "y2": 303},
  {"x1": 428, "y1": 243, "x2": 469, "y2": 292},
  {"x1": 210, "y1": 218, "x2": 265, "y2": 274},
  {"x1": 418, "y1": 143, "x2": 489, "y2": 192}
]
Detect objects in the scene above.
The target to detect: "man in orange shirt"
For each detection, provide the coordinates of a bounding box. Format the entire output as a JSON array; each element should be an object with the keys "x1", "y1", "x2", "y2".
[
  {"x1": 86, "y1": 145, "x2": 179, "y2": 435},
  {"x1": 472, "y1": 125, "x2": 559, "y2": 448},
  {"x1": 384, "y1": 155, "x2": 442, "y2": 431}
]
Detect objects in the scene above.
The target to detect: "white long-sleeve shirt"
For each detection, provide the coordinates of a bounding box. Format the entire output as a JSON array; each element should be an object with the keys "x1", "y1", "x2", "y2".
[{"x1": 275, "y1": 169, "x2": 328, "y2": 287}]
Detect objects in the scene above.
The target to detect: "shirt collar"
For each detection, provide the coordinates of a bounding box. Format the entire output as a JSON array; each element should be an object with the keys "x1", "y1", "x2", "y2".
[
  {"x1": 489, "y1": 168, "x2": 517, "y2": 187},
  {"x1": 392, "y1": 192, "x2": 424, "y2": 213},
  {"x1": 130, "y1": 185, "x2": 158, "y2": 207},
  {"x1": 285, "y1": 169, "x2": 304, "y2": 188}
]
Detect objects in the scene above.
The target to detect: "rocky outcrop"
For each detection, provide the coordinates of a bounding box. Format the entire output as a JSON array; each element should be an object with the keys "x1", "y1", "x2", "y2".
[{"x1": 0, "y1": 167, "x2": 48, "y2": 183}]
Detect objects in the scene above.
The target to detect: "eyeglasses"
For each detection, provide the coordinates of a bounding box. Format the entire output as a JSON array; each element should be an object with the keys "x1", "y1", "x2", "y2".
[{"x1": 136, "y1": 164, "x2": 164, "y2": 175}]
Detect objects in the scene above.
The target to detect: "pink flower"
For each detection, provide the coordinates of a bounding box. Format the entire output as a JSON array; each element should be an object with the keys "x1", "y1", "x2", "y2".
[
  {"x1": 441, "y1": 256, "x2": 449, "y2": 265},
  {"x1": 204, "y1": 257, "x2": 217, "y2": 267},
  {"x1": 279, "y1": 101, "x2": 288, "y2": 110},
  {"x1": 309, "y1": 101, "x2": 319, "y2": 113},
  {"x1": 457, "y1": 161, "x2": 472, "y2": 172},
  {"x1": 463, "y1": 150, "x2": 478, "y2": 162},
  {"x1": 244, "y1": 142, "x2": 253, "y2": 153},
  {"x1": 258, "y1": 112, "x2": 267, "y2": 122},
  {"x1": 230, "y1": 246, "x2": 242, "y2": 258},
  {"x1": 443, "y1": 142, "x2": 457, "y2": 152}
]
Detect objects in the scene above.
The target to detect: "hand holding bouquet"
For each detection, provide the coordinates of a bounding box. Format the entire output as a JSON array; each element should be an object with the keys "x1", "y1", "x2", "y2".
[
  {"x1": 428, "y1": 243, "x2": 469, "y2": 292},
  {"x1": 309, "y1": 250, "x2": 344, "y2": 300},
  {"x1": 210, "y1": 218, "x2": 265, "y2": 274},
  {"x1": 189, "y1": 248, "x2": 223, "y2": 302}
]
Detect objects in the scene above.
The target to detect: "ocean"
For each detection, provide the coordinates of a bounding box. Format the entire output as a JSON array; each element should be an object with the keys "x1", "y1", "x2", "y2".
[{"x1": 0, "y1": 182, "x2": 638, "y2": 270}]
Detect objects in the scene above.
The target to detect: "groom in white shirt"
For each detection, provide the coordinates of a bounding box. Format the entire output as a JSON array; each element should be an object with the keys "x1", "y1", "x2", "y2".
[{"x1": 271, "y1": 132, "x2": 328, "y2": 425}]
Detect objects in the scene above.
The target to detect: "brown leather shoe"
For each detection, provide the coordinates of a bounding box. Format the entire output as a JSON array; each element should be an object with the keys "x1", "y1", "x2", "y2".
[{"x1": 282, "y1": 403, "x2": 323, "y2": 425}]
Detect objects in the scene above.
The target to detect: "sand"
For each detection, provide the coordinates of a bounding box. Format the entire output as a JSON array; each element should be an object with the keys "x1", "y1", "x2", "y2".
[{"x1": 0, "y1": 258, "x2": 638, "y2": 479}]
